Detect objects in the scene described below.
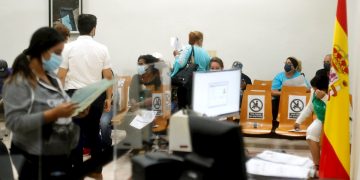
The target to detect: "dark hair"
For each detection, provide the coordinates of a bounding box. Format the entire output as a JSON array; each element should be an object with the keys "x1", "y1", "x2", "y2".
[
  {"x1": 78, "y1": 14, "x2": 97, "y2": 35},
  {"x1": 188, "y1": 31, "x2": 203, "y2": 45},
  {"x1": 9, "y1": 27, "x2": 64, "y2": 84},
  {"x1": 287, "y1": 57, "x2": 299, "y2": 69},
  {"x1": 210, "y1": 57, "x2": 224, "y2": 69},
  {"x1": 138, "y1": 55, "x2": 160, "y2": 64},
  {"x1": 310, "y1": 75, "x2": 329, "y2": 92}
]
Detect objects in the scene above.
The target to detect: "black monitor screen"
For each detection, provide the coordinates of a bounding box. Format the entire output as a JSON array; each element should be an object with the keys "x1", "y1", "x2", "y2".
[{"x1": 188, "y1": 114, "x2": 247, "y2": 180}]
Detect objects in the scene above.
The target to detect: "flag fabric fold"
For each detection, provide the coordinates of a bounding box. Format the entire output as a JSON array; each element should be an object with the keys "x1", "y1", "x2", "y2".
[{"x1": 319, "y1": 0, "x2": 350, "y2": 179}]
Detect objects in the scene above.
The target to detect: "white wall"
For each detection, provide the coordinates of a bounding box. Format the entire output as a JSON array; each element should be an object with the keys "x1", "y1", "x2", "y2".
[
  {"x1": 0, "y1": 0, "x2": 48, "y2": 64},
  {"x1": 1, "y1": 0, "x2": 337, "y2": 81}
]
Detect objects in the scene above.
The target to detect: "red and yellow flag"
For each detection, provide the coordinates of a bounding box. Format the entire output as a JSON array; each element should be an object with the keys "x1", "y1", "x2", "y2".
[{"x1": 319, "y1": 0, "x2": 350, "y2": 179}]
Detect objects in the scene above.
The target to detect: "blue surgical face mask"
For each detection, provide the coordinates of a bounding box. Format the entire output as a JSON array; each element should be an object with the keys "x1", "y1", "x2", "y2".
[
  {"x1": 137, "y1": 65, "x2": 148, "y2": 75},
  {"x1": 284, "y1": 64, "x2": 292, "y2": 72},
  {"x1": 42, "y1": 53, "x2": 62, "y2": 72}
]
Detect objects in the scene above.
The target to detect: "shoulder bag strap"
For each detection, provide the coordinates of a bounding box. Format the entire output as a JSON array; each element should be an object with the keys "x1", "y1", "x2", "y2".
[{"x1": 187, "y1": 46, "x2": 195, "y2": 64}]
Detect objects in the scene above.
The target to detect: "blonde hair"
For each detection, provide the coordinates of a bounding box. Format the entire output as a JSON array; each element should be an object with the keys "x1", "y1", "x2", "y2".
[
  {"x1": 296, "y1": 59, "x2": 302, "y2": 72},
  {"x1": 188, "y1": 31, "x2": 203, "y2": 45}
]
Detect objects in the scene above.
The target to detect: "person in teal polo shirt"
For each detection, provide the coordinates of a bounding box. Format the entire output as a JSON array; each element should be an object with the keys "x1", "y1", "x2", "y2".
[
  {"x1": 271, "y1": 57, "x2": 310, "y2": 129},
  {"x1": 171, "y1": 31, "x2": 211, "y2": 109}
]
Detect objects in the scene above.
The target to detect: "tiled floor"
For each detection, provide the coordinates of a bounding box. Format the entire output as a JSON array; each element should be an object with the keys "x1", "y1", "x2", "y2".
[{"x1": 0, "y1": 122, "x2": 311, "y2": 180}]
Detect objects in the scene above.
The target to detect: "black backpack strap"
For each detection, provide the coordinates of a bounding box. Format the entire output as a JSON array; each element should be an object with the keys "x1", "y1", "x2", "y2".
[{"x1": 187, "y1": 46, "x2": 195, "y2": 64}]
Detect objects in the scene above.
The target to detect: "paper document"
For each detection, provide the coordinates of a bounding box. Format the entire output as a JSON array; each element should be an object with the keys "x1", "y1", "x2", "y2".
[
  {"x1": 130, "y1": 110, "x2": 157, "y2": 129},
  {"x1": 288, "y1": 129, "x2": 307, "y2": 133},
  {"x1": 170, "y1": 37, "x2": 181, "y2": 50},
  {"x1": 71, "y1": 79, "x2": 115, "y2": 116},
  {"x1": 283, "y1": 75, "x2": 308, "y2": 87},
  {"x1": 256, "y1": 150, "x2": 313, "y2": 167},
  {"x1": 246, "y1": 150, "x2": 313, "y2": 178},
  {"x1": 246, "y1": 158, "x2": 310, "y2": 179}
]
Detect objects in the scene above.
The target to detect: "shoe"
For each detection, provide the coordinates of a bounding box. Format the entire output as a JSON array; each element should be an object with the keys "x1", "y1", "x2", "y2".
[
  {"x1": 83, "y1": 148, "x2": 91, "y2": 156},
  {"x1": 87, "y1": 172, "x2": 103, "y2": 180},
  {"x1": 309, "y1": 166, "x2": 319, "y2": 178}
]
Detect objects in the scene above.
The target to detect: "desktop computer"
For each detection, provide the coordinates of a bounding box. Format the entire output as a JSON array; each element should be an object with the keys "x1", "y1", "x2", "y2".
[{"x1": 192, "y1": 69, "x2": 241, "y2": 117}]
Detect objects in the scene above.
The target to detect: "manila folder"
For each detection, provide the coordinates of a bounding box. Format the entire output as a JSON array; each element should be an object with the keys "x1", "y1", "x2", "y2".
[{"x1": 71, "y1": 79, "x2": 115, "y2": 116}]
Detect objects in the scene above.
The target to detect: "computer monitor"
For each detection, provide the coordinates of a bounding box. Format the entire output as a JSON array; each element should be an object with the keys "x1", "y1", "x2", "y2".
[
  {"x1": 192, "y1": 69, "x2": 241, "y2": 117},
  {"x1": 186, "y1": 113, "x2": 248, "y2": 180}
]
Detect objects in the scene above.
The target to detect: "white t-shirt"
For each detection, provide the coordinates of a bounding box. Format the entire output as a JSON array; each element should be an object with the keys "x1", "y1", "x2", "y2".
[{"x1": 61, "y1": 35, "x2": 111, "y2": 89}]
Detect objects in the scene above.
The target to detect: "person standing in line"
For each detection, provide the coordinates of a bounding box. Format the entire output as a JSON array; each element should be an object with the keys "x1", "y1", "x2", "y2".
[
  {"x1": 3, "y1": 27, "x2": 79, "y2": 179},
  {"x1": 171, "y1": 31, "x2": 211, "y2": 109},
  {"x1": 58, "y1": 14, "x2": 113, "y2": 179}
]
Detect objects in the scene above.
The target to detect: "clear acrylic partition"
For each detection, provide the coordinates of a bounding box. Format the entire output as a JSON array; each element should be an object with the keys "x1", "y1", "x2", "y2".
[
  {"x1": 110, "y1": 61, "x2": 172, "y2": 177},
  {"x1": 0, "y1": 62, "x2": 171, "y2": 179}
]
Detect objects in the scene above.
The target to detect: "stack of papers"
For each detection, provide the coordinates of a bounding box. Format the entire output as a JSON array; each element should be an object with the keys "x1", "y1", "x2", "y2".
[
  {"x1": 71, "y1": 79, "x2": 115, "y2": 116},
  {"x1": 283, "y1": 75, "x2": 308, "y2": 87},
  {"x1": 246, "y1": 150, "x2": 313, "y2": 179}
]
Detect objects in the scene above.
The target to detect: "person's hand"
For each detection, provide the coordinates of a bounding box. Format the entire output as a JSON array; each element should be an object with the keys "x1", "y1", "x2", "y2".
[
  {"x1": 143, "y1": 98, "x2": 152, "y2": 107},
  {"x1": 294, "y1": 123, "x2": 300, "y2": 131},
  {"x1": 173, "y1": 50, "x2": 180, "y2": 57},
  {"x1": 104, "y1": 99, "x2": 112, "y2": 112},
  {"x1": 315, "y1": 89, "x2": 326, "y2": 99},
  {"x1": 75, "y1": 106, "x2": 90, "y2": 118},
  {"x1": 129, "y1": 99, "x2": 140, "y2": 112},
  {"x1": 54, "y1": 102, "x2": 78, "y2": 118}
]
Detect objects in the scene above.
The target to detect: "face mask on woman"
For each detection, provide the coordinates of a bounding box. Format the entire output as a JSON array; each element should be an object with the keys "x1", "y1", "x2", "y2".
[
  {"x1": 42, "y1": 53, "x2": 62, "y2": 72},
  {"x1": 284, "y1": 64, "x2": 292, "y2": 72},
  {"x1": 137, "y1": 65, "x2": 148, "y2": 75}
]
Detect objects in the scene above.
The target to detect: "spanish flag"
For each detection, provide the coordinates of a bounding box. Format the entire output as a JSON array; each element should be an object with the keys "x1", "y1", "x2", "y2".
[{"x1": 319, "y1": 0, "x2": 350, "y2": 179}]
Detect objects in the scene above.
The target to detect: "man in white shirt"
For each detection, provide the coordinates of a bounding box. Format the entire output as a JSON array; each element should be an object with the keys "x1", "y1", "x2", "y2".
[{"x1": 58, "y1": 14, "x2": 112, "y2": 178}]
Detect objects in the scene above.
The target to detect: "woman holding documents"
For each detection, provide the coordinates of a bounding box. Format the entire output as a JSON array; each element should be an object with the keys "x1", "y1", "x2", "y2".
[
  {"x1": 171, "y1": 31, "x2": 211, "y2": 109},
  {"x1": 294, "y1": 73, "x2": 329, "y2": 171},
  {"x1": 271, "y1": 57, "x2": 310, "y2": 129},
  {"x1": 2, "y1": 27, "x2": 79, "y2": 179}
]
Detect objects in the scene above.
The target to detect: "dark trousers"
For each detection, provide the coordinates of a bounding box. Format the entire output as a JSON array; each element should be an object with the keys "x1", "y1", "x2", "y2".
[
  {"x1": 271, "y1": 97, "x2": 280, "y2": 130},
  {"x1": 177, "y1": 86, "x2": 192, "y2": 109},
  {"x1": 10, "y1": 143, "x2": 70, "y2": 180},
  {"x1": 0, "y1": 141, "x2": 14, "y2": 180},
  {"x1": 67, "y1": 89, "x2": 105, "y2": 173}
]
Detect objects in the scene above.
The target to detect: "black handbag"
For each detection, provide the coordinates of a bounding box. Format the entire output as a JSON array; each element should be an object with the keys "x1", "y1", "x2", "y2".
[{"x1": 171, "y1": 46, "x2": 198, "y2": 87}]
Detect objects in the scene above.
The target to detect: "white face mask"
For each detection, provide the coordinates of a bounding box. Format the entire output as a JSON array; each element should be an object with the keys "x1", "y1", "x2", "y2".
[{"x1": 137, "y1": 65, "x2": 148, "y2": 75}]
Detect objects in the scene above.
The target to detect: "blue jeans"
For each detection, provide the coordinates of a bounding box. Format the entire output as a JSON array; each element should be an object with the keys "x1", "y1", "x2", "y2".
[{"x1": 100, "y1": 109, "x2": 113, "y2": 149}]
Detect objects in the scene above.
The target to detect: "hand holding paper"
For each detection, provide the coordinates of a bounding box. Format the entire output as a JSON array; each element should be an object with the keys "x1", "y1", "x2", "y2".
[
  {"x1": 70, "y1": 79, "x2": 115, "y2": 116},
  {"x1": 170, "y1": 37, "x2": 181, "y2": 50}
]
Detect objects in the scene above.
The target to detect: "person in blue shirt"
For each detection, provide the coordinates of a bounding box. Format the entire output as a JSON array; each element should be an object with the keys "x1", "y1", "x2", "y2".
[
  {"x1": 271, "y1": 57, "x2": 309, "y2": 130},
  {"x1": 171, "y1": 31, "x2": 211, "y2": 109}
]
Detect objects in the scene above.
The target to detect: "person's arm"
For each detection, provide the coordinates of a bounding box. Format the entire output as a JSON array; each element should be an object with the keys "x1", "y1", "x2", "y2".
[
  {"x1": 294, "y1": 91, "x2": 314, "y2": 128},
  {"x1": 58, "y1": 44, "x2": 70, "y2": 86},
  {"x1": 102, "y1": 68, "x2": 113, "y2": 112},
  {"x1": 3, "y1": 80, "x2": 76, "y2": 133},
  {"x1": 314, "y1": 89, "x2": 328, "y2": 103},
  {"x1": 57, "y1": 67, "x2": 68, "y2": 86},
  {"x1": 170, "y1": 45, "x2": 192, "y2": 77},
  {"x1": 271, "y1": 73, "x2": 282, "y2": 96}
]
